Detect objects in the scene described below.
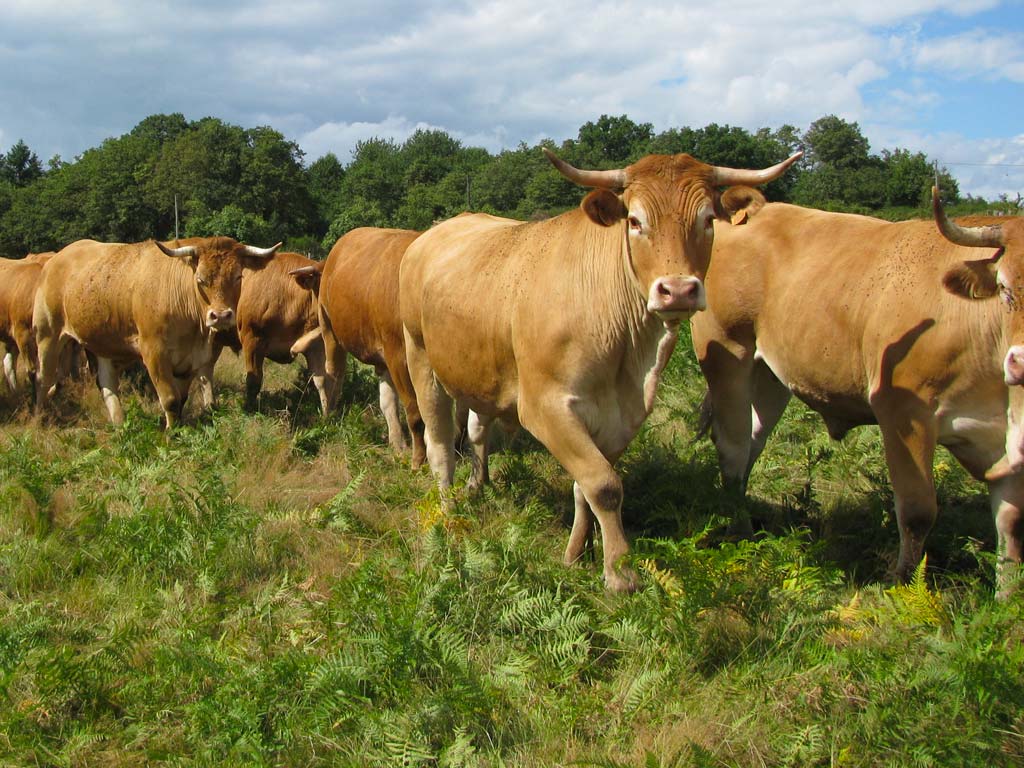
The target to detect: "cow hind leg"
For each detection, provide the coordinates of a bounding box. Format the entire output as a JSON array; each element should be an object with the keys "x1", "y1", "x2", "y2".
[
  {"x1": 3, "y1": 348, "x2": 18, "y2": 393},
  {"x1": 565, "y1": 481, "x2": 596, "y2": 565},
  {"x1": 403, "y1": 329, "x2": 456, "y2": 496},
  {"x1": 301, "y1": 338, "x2": 336, "y2": 417},
  {"x1": 873, "y1": 395, "x2": 939, "y2": 583},
  {"x1": 94, "y1": 357, "x2": 125, "y2": 426}
]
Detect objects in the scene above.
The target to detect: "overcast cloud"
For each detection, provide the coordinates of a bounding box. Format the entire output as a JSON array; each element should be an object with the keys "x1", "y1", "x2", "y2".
[{"x1": 1, "y1": 0, "x2": 1023, "y2": 198}]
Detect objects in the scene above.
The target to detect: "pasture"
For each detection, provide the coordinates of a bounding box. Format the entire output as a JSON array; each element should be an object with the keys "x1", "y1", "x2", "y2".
[{"x1": 0, "y1": 330, "x2": 1022, "y2": 766}]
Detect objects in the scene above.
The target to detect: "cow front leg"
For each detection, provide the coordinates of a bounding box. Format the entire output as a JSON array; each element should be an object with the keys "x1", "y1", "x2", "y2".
[
  {"x1": 242, "y1": 343, "x2": 264, "y2": 412},
  {"x1": 874, "y1": 395, "x2": 939, "y2": 583},
  {"x1": 196, "y1": 342, "x2": 222, "y2": 411},
  {"x1": 988, "y1": 473, "x2": 1024, "y2": 598},
  {"x1": 376, "y1": 364, "x2": 409, "y2": 453},
  {"x1": 522, "y1": 395, "x2": 635, "y2": 593},
  {"x1": 94, "y1": 356, "x2": 124, "y2": 426},
  {"x1": 466, "y1": 409, "x2": 494, "y2": 490},
  {"x1": 34, "y1": 331, "x2": 69, "y2": 416},
  {"x1": 142, "y1": 348, "x2": 184, "y2": 430},
  {"x1": 385, "y1": 347, "x2": 427, "y2": 469}
]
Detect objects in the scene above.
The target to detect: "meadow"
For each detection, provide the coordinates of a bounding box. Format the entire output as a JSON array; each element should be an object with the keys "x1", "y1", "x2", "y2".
[{"x1": 0, "y1": 327, "x2": 1022, "y2": 767}]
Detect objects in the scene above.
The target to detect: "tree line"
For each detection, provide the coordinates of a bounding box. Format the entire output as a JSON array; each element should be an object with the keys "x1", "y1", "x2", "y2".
[{"x1": 0, "y1": 112, "x2": 994, "y2": 259}]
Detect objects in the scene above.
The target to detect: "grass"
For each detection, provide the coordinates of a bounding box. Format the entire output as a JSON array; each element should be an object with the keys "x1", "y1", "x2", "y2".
[{"x1": 0, "y1": 339, "x2": 1021, "y2": 766}]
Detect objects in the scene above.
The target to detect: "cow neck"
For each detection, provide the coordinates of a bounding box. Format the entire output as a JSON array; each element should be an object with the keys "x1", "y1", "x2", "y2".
[{"x1": 165, "y1": 256, "x2": 208, "y2": 333}]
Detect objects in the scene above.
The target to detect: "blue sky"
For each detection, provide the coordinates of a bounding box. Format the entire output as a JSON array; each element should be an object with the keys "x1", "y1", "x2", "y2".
[{"x1": 1, "y1": 0, "x2": 1023, "y2": 199}]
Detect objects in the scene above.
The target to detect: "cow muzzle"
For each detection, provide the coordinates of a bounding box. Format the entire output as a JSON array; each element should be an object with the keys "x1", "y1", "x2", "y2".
[
  {"x1": 207, "y1": 308, "x2": 235, "y2": 329},
  {"x1": 1005, "y1": 346, "x2": 1024, "y2": 386},
  {"x1": 647, "y1": 275, "x2": 705, "y2": 316}
]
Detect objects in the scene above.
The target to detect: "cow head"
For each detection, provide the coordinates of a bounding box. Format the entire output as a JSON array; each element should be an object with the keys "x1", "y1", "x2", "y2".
[
  {"x1": 934, "y1": 187, "x2": 1024, "y2": 384},
  {"x1": 156, "y1": 236, "x2": 281, "y2": 330},
  {"x1": 544, "y1": 148, "x2": 801, "y2": 322}
]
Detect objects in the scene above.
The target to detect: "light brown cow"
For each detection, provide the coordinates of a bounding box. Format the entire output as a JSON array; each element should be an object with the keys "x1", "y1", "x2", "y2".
[
  {"x1": 0, "y1": 254, "x2": 54, "y2": 394},
  {"x1": 400, "y1": 149, "x2": 801, "y2": 592},
  {"x1": 691, "y1": 187, "x2": 1024, "y2": 593},
  {"x1": 291, "y1": 227, "x2": 426, "y2": 465},
  {"x1": 34, "y1": 236, "x2": 280, "y2": 428},
  {"x1": 196, "y1": 250, "x2": 335, "y2": 415}
]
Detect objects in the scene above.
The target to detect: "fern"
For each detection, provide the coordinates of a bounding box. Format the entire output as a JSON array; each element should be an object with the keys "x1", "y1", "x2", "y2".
[{"x1": 886, "y1": 556, "x2": 950, "y2": 630}]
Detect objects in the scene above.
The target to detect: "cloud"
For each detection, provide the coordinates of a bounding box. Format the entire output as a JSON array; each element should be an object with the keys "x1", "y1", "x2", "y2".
[{"x1": 0, "y1": 0, "x2": 1023, "y2": 197}]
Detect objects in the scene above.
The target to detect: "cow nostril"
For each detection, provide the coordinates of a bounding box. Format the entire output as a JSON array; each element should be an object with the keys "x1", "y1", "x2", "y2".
[{"x1": 657, "y1": 281, "x2": 672, "y2": 297}]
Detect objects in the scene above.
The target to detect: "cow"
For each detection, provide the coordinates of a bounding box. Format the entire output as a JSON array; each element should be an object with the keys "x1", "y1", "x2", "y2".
[
  {"x1": 33, "y1": 236, "x2": 280, "y2": 429},
  {"x1": 400, "y1": 148, "x2": 801, "y2": 592},
  {"x1": 0, "y1": 253, "x2": 54, "y2": 395},
  {"x1": 194, "y1": 250, "x2": 335, "y2": 415},
  {"x1": 690, "y1": 186, "x2": 1024, "y2": 594},
  {"x1": 289, "y1": 227, "x2": 426, "y2": 466}
]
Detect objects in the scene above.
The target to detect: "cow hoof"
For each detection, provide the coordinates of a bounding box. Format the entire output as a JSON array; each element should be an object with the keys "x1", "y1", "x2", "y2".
[{"x1": 605, "y1": 567, "x2": 639, "y2": 594}]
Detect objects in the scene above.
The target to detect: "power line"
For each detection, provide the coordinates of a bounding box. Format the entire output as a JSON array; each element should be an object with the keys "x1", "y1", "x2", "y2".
[{"x1": 938, "y1": 161, "x2": 1024, "y2": 168}]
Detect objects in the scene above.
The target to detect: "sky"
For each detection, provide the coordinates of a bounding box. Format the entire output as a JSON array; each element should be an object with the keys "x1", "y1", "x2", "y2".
[{"x1": 2, "y1": 0, "x2": 1024, "y2": 200}]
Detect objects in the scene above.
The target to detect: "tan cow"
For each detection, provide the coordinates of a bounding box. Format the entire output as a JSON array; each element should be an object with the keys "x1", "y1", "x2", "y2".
[
  {"x1": 196, "y1": 250, "x2": 335, "y2": 415},
  {"x1": 400, "y1": 149, "x2": 801, "y2": 592},
  {"x1": 291, "y1": 227, "x2": 426, "y2": 465},
  {"x1": 691, "y1": 187, "x2": 1024, "y2": 593},
  {"x1": 0, "y1": 254, "x2": 54, "y2": 394},
  {"x1": 34, "y1": 236, "x2": 280, "y2": 428}
]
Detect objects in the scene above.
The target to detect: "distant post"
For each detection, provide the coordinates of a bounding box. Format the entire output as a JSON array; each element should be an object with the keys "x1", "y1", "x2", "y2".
[{"x1": 174, "y1": 194, "x2": 179, "y2": 240}]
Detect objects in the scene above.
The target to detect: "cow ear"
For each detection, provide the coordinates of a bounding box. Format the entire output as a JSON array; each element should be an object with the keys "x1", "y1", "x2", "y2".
[
  {"x1": 289, "y1": 265, "x2": 321, "y2": 294},
  {"x1": 942, "y1": 261, "x2": 999, "y2": 300},
  {"x1": 715, "y1": 186, "x2": 766, "y2": 226},
  {"x1": 581, "y1": 189, "x2": 627, "y2": 227}
]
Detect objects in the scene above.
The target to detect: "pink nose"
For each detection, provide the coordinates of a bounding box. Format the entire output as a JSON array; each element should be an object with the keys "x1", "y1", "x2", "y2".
[
  {"x1": 648, "y1": 276, "x2": 705, "y2": 314},
  {"x1": 207, "y1": 308, "x2": 234, "y2": 328},
  {"x1": 1005, "y1": 346, "x2": 1024, "y2": 386}
]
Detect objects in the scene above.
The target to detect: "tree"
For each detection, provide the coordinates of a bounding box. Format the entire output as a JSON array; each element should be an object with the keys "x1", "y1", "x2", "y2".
[
  {"x1": 803, "y1": 115, "x2": 870, "y2": 170},
  {"x1": 306, "y1": 153, "x2": 346, "y2": 236},
  {"x1": 1, "y1": 140, "x2": 44, "y2": 187},
  {"x1": 574, "y1": 114, "x2": 654, "y2": 166}
]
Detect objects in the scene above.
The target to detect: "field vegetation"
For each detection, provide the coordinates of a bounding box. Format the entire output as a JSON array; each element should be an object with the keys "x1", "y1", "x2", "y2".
[{"x1": 1, "y1": 328, "x2": 1022, "y2": 766}]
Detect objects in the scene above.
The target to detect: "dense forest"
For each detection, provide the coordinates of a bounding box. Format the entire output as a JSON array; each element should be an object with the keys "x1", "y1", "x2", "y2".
[{"x1": 0, "y1": 112, "x2": 1008, "y2": 259}]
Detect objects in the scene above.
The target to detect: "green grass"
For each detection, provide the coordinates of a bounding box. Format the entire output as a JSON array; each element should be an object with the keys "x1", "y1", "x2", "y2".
[{"x1": 0, "y1": 340, "x2": 1020, "y2": 766}]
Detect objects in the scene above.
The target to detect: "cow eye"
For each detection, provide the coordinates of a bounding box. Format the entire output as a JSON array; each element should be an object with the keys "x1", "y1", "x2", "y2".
[
  {"x1": 196, "y1": 275, "x2": 208, "y2": 287},
  {"x1": 628, "y1": 215, "x2": 643, "y2": 234}
]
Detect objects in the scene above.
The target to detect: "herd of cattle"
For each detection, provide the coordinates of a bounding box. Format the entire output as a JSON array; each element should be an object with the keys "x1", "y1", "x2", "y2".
[{"x1": 1, "y1": 147, "x2": 1022, "y2": 595}]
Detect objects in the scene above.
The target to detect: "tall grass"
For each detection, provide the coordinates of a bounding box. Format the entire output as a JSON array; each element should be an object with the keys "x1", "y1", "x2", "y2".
[{"x1": 0, "y1": 339, "x2": 1019, "y2": 766}]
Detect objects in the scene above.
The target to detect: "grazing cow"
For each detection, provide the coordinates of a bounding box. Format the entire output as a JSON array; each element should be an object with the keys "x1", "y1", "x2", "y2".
[
  {"x1": 34, "y1": 236, "x2": 280, "y2": 428},
  {"x1": 691, "y1": 187, "x2": 1024, "y2": 593},
  {"x1": 400, "y1": 148, "x2": 801, "y2": 592},
  {"x1": 0, "y1": 254, "x2": 54, "y2": 395},
  {"x1": 291, "y1": 227, "x2": 427, "y2": 465},
  {"x1": 196, "y1": 250, "x2": 335, "y2": 415}
]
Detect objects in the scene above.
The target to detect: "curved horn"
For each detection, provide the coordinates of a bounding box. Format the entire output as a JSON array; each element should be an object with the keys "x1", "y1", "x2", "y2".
[
  {"x1": 932, "y1": 185, "x2": 1004, "y2": 249},
  {"x1": 243, "y1": 242, "x2": 282, "y2": 259},
  {"x1": 543, "y1": 148, "x2": 627, "y2": 190},
  {"x1": 711, "y1": 151, "x2": 803, "y2": 187},
  {"x1": 156, "y1": 242, "x2": 198, "y2": 259}
]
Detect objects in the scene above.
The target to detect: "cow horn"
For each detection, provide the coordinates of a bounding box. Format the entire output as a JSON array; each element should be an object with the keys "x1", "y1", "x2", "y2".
[
  {"x1": 243, "y1": 242, "x2": 282, "y2": 258},
  {"x1": 156, "y1": 242, "x2": 198, "y2": 259},
  {"x1": 711, "y1": 151, "x2": 803, "y2": 187},
  {"x1": 543, "y1": 148, "x2": 627, "y2": 190},
  {"x1": 932, "y1": 185, "x2": 1004, "y2": 249}
]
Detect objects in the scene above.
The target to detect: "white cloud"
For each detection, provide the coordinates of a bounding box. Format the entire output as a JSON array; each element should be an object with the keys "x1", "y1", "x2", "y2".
[{"x1": 914, "y1": 30, "x2": 1024, "y2": 81}]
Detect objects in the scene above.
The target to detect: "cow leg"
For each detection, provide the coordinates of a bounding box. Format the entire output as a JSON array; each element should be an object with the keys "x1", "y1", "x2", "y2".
[
  {"x1": 566, "y1": 481, "x2": 596, "y2": 564},
  {"x1": 242, "y1": 342, "x2": 264, "y2": 412},
  {"x1": 34, "y1": 330, "x2": 69, "y2": 415},
  {"x1": 301, "y1": 337, "x2": 336, "y2": 417},
  {"x1": 874, "y1": 397, "x2": 938, "y2": 583},
  {"x1": 747, "y1": 361, "x2": 792, "y2": 476},
  {"x1": 376, "y1": 364, "x2": 409, "y2": 453},
  {"x1": 385, "y1": 348, "x2": 426, "y2": 470},
  {"x1": 699, "y1": 348, "x2": 755, "y2": 531},
  {"x1": 987, "y1": 473, "x2": 1024, "y2": 598},
  {"x1": 141, "y1": 347, "x2": 184, "y2": 430},
  {"x1": 404, "y1": 329, "x2": 456, "y2": 495},
  {"x1": 94, "y1": 356, "x2": 125, "y2": 426},
  {"x1": 521, "y1": 396, "x2": 635, "y2": 592},
  {"x1": 196, "y1": 341, "x2": 223, "y2": 411},
  {"x1": 3, "y1": 347, "x2": 18, "y2": 392},
  {"x1": 466, "y1": 409, "x2": 494, "y2": 490}
]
